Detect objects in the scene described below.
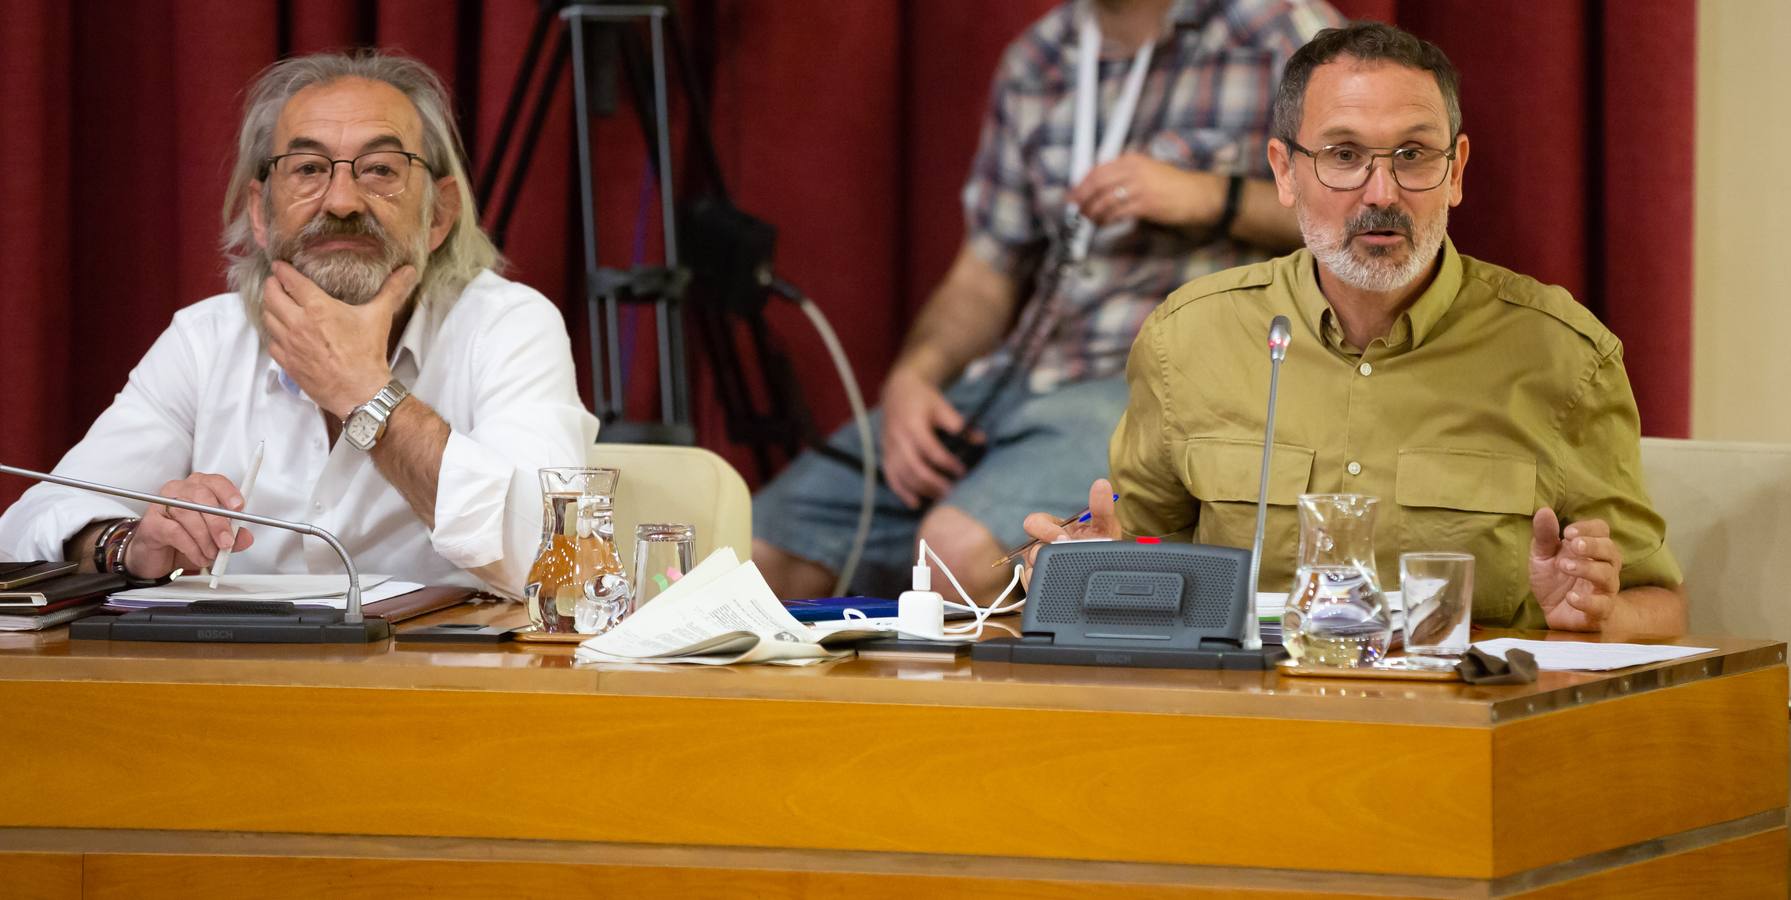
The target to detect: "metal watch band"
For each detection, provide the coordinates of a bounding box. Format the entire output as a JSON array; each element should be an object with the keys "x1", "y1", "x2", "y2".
[
  {"x1": 348, "y1": 379, "x2": 410, "y2": 450},
  {"x1": 366, "y1": 380, "x2": 410, "y2": 418}
]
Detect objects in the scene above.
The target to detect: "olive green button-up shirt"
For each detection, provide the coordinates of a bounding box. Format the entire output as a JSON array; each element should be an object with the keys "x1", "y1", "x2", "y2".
[{"x1": 1110, "y1": 240, "x2": 1681, "y2": 628}]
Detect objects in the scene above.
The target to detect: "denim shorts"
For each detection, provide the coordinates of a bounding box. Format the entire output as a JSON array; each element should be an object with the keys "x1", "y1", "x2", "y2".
[{"x1": 753, "y1": 375, "x2": 1131, "y2": 595}]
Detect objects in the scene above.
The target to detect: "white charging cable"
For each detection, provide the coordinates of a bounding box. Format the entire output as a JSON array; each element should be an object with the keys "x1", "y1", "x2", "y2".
[{"x1": 897, "y1": 539, "x2": 1025, "y2": 642}]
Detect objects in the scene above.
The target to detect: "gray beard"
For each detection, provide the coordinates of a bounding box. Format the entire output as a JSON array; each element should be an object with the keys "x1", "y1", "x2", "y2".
[
  {"x1": 268, "y1": 214, "x2": 427, "y2": 306},
  {"x1": 1299, "y1": 203, "x2": 1448, "y2": 295},
  {"x1": 292, "y1": 252, "x2": 391, "y2": 306}
]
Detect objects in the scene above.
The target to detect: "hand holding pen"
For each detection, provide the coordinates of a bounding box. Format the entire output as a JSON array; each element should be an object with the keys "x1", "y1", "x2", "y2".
[
  {"x1": 999, "y1": 479, "x2": 1121, "y2": 571},
  {"x1": 208, "y1": 440, "x2": 265, "y2": 588},
  {"x1": 120, "y1": 466, "x2": 259, "y2": 580}
]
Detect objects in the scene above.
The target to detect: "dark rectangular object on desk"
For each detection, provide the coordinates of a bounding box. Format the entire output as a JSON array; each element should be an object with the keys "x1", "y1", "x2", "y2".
[
  {"x1": 71, "y1": 601, "x2": 391, "y2": 643},
  {"x1": 0, "y1": 572, "x2": 125, "y2": 607},
  {"x1": 395, "y1": 622, "x2": 515, "y2": 643},
  {"x1": 2, "y1": 593, "x2": 111, "y2": 617},
  {"x1": 363, "y1": 585, "x2": 480, "y2": 623},
  {"x1": 855, "y1": 637, "x2": 971, "y2": 659},
  {"x1": 67, "y1": 584, "x2": 477, "y2": 643},
  {"x1": 970, "y1": 541, "x2": 1285, "y2": 671},
  {"x1": 971, "y1": 634, "x2": 1281, "y2": 669},
  {"x1": 0, "y1": 560, "x2": 78, "y2": 592}
]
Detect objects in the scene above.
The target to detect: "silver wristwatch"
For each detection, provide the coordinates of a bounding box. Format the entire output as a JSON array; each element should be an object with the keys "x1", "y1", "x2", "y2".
[{"x1": 344, "y1": 379, "x2": 411, "y2": 451}]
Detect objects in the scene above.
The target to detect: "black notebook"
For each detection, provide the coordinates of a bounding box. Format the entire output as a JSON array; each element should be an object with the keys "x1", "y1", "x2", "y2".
[
  {"x1": 0, "y1": 572, "x2": 127, "y2": 608},
  {"x1": 0, "y1": 561, "x2": 78, "y2": 592}
]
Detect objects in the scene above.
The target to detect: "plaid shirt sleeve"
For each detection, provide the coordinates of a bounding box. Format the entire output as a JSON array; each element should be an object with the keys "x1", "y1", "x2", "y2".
[
  {"x1": 1243, "y1": 0, "x2": 1350, "y2": 67},
  {"x1": 1146, "y1": 0, "x2": 1346, "y2": 179},
  {"x1": 961, "y1": 40, "x2": 1049, "y2": 281}
]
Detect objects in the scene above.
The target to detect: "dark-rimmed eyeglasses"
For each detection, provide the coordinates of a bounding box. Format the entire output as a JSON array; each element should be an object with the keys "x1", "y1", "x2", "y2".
[
  {"x1": 261, "y1": 150, "x2": 434, "y2": 201},
  {"x1": 1286, "y1": 140, "x2": 1456, "y2": 191}
]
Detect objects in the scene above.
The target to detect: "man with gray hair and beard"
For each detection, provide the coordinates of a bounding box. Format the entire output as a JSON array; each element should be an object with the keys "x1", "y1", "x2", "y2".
[
  {"x1": 0, "y1": 51, "x2": 597, "y2": 597},
  {"x1": 1024, "y1": 22, "x2": 1687, "y2": 635}
]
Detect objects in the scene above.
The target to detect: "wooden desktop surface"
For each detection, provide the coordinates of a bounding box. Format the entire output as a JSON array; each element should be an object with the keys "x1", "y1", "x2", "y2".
[
  {"x1": 0, "y1": 603, "x2": 1774, "y2": 726},
  {"x1": 0, "y1": 604, "x2": 1784, "y2": 898}
]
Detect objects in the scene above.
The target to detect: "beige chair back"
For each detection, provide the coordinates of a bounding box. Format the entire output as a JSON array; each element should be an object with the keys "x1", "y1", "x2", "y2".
[
  {"x1": 587, "y1": 443, "x2": 752, "y2": 574},
  {"x1": 1639, "y1": 437, "x2": 1791, "y2": 642}
]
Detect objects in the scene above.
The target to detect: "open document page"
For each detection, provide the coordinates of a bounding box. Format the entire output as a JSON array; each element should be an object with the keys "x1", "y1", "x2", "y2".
[
  {"x1": 574, "y1": 548, "x2": 884, "y2": 666},
  {"x1": 1471, "y1": 637, "x2": 1715, "y2": 671},
  {"x1": 110, "y1": 575, "x2": 415, "y2": 609}
]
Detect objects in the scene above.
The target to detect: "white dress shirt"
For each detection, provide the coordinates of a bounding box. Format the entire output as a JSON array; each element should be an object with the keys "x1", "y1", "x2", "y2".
[{"x1": 0, "y1": 270, "x2": 598, "y2": 597}]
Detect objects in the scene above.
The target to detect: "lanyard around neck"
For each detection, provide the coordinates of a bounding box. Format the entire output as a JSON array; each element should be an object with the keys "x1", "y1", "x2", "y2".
[
  {"x1": 1063, "y1": 9, "x2": 1156, "y2": 265},
  {"x1": 1069, "y1": 11, "x2": 1155, "y2": 190}
]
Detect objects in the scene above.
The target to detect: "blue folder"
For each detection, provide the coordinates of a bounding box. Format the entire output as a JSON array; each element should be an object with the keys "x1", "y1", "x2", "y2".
[{"x1": 780, "y1": 597, "x2": 900, "y2": 623}]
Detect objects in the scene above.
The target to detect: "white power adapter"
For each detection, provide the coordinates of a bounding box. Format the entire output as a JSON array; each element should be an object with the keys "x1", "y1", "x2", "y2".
[
  {"x1": 896, "y1": 539, "x2": 1027, "y2": 643},
  {"x1": 896, "y1": 561, "x2": 947, "y2": 640}
]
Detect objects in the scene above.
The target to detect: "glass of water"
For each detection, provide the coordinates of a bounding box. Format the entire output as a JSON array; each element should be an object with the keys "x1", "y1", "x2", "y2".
[
  {"x1": 631, "y1": 523, "x2": 695, "y2": 611},
  {"x1": 1399, "y1": 552, "x2": 1474, "y2": 658}
]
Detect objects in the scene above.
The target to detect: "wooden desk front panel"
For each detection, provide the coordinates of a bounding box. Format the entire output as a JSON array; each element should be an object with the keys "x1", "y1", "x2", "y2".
[
  {"x1": 0, "y1": 679, "x2": 1492, "y2": 878},
  {"x1": 3, "y1": 664, "x2": 1784, "y2": 881},
  {"x1": 0, "y1": 852, "x2": 81, "y2": 900},
  {"x1": 1492, "y1": 665, "x2": 1787, "y2": 876},
  {"x1": 3, "y1": 621, "x2": 1784, "y2": 888},
  {"x1": 3, "y1": 827, "x2": 1783, "y2": 900}
]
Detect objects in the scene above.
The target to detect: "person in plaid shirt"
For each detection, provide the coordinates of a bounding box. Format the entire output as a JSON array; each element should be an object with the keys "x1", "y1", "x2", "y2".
[{"x1": 755, "y1": 0, "x2": 1343, "y2": 599}]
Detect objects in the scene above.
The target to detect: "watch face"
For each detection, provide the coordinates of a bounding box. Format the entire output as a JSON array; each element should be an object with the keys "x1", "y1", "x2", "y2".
[{"x1": 346, "y1": 410, "x2": 380, "y2": 449}]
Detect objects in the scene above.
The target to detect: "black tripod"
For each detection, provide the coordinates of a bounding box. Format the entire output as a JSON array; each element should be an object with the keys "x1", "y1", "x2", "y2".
[{"x1": 476, "y1": 0, "x2": 817, "y2": 467}]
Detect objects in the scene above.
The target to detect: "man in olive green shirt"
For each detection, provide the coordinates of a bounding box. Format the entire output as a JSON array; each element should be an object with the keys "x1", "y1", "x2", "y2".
[{"x1": 1025, "y1": 22, "x2": 1686, "y2": 634}]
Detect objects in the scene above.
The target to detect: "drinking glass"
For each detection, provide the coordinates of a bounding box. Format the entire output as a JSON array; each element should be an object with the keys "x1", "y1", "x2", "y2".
[
  {"x1": 631, "y1": 523, "x2": 695, "y2": 611},
  {"x1": 1400, "y1": 552, "x2": 1474, "y2": 658}
]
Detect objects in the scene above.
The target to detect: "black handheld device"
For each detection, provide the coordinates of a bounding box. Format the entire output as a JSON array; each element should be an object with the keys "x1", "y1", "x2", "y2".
[
  {"x1": 395, "y1": 623, "x2": 517, "y2": 644},
  {"x1": 933, "y1": 427, "x2": 988, "y2": 471}
]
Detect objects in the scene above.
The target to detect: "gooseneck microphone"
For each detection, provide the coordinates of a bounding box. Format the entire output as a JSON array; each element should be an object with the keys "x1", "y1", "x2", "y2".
[
  {"x1": 0, "y1": 463, "x2": 386, "y2": 642},
  {"x1": 1243, "y1": 316, "x2": 1292, "y2": 651}
]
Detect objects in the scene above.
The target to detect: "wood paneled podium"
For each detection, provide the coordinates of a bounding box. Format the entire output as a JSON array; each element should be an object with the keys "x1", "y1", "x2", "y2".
[{"x1": 0, "y1": 604, "x2": 1783, "y2": 899}]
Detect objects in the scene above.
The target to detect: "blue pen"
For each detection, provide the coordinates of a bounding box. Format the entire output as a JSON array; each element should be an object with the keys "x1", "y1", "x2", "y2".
[{"x1": 989, "y1": 493, "x2": 1117, "y2": 568}]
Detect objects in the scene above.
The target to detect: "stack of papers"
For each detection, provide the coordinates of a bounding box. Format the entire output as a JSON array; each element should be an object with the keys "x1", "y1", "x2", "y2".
[
  {"x1": 0, "y1": 571, "x2": 121, "y2": 631},
  {"x1": 1471, "y1": 637, "x2": 1715, "y2": 671},
  {"x1": 110, "y1": 575, "x2": 420, "y2": 610},
  {"x1": 574, "y1": 549, "x2": 887, "y2": 666}
]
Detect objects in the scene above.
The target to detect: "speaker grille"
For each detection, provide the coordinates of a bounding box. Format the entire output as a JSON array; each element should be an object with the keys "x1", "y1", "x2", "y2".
[{"x1": 1182, "y1": 554, "x2": 1240, "y2": 628}]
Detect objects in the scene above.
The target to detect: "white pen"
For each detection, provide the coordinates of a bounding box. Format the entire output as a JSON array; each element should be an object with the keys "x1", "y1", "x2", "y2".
[{"x1": 208, "y1": 440, "x2": 265, "y2": 589}]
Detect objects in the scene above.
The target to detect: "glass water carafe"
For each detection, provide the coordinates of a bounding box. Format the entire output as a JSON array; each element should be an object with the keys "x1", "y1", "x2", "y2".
[
  {"x1": 524, "y1": 467, "x2": 628, "y2": 634},
  {"x1": 1282, "y1": 493, "x2": 1393, "y2": 666}
]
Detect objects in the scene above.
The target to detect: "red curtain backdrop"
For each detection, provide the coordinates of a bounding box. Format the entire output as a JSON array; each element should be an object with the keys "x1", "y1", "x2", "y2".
[{"x1": 0, "y1": 0, "x2": 1694, "y2": 510}]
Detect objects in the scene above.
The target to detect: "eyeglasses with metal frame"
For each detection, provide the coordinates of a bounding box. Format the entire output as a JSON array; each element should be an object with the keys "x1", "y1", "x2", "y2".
[
  {"x1": 1285, "y1": 140, "x2": 1457, "y2": 191},
  {"x1": 261, "y1": 150, "x2": 435, "y2": 201}
]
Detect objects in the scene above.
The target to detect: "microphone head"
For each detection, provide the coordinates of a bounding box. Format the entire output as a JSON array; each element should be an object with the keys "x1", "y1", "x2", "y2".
[{"x1": 1268, "y1": 315, "x2": 1292, "y2": 361}]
